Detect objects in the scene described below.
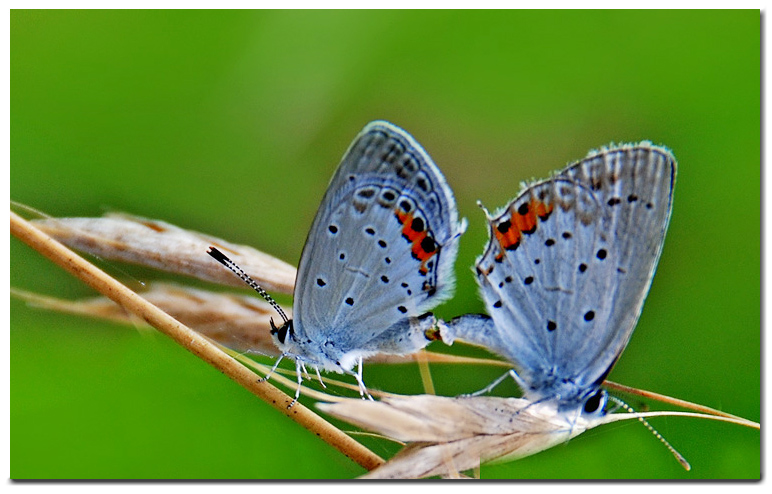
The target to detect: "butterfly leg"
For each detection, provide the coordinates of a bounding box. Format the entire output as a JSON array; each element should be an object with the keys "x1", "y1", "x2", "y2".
[
  {"x1": 300, "y1": 361, "x2": 311, "y2": 380},
  {"x1": 314, "y1": 366, "x2": 327, "y2": 389},
  {"x1": 286, "y1": 359, "x2": 305, "y2": 409},
  {"x1": 462, "y1": 369, "x2": 525, "y2": 397},
  {"x1": 350, "y1": 357, "x2": 374, "y2": 401},
  {"x1": 258, "y1": 353, "x2": 286, "y2": 383}
]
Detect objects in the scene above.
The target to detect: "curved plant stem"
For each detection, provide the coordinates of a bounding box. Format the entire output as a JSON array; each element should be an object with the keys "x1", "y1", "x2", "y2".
[
  {"x1": 604, "y1": 379, "x2": 759, "y2": 427},
  {"x1": 10, "y1": 210, "x2": 384, "y2": 472}
]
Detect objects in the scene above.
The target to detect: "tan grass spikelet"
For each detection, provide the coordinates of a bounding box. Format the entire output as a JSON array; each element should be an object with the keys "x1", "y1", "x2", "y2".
[
  {"x1": 32, "y1": 213, "x2": 296, "y2": 294},
  {"x1": 12, "y1": 284, "x2": 479, "y2": 366},
  {"x1": 12, "y1": 283, "x2": 290, "y2": 356},
  {"x1": 319, "y1": 393, "x2": 759, "y2": 479},
  {"x1": 319, "y1": 394, "x2": 584, "y2": 478}
]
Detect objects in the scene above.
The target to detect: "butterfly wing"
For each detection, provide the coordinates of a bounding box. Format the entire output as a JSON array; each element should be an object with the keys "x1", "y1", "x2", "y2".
[
  {"x1": 291, "y1": 121, "x2": 465, "y2": 366},
  {"x1": 449, "y1": 143, "x2": 675, "y2": 402}
]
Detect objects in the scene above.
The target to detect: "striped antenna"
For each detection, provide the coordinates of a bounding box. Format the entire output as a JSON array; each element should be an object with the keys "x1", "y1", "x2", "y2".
[
  {"x1": 207, "y1": 246, "x2": 289, "y2": 323},
  {"x1": 608, "y1": 395, "x2": 691, "y2": 471}
]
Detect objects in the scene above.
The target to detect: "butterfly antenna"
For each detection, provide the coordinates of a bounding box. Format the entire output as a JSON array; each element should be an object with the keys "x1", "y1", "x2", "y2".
[
  {"x1": 476, "y1": 200, "x2": 492, "y2": 220},
  {"x1": 608, "y1": 395, "x2": 691, "y2": 471},
  {"x1": 207, "y1": 246, "x2": 289, "y2": 324}
]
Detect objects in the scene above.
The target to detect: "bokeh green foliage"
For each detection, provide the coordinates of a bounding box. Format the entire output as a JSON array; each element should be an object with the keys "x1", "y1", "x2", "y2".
[{"x1": 11, "y1": 10, "x2": 759, "y2": 479}]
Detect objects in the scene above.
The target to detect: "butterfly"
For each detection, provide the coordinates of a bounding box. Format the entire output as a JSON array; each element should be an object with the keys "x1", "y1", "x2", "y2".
[
  {"x1": 442, "y1": 142, "x2": 676, "y2": 418},
  {"x1": 209, "y1": 121, "x2": 466, "y2": 404}
]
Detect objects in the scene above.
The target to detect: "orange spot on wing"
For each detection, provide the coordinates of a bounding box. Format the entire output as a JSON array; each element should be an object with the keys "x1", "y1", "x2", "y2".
[
  {"x1": 397, "y1": 210, "x2": 422, "y2": 243},
  {"x1": 493, "y1": 198, "x2": 554, "y2": 254},
  {"x1": 501, "y1": 228, "x2": 521, "y2": 250},
  {"x1": 411, "y1": 234, "x2": 427, "y2": 256},
  {"x1": 396, "y1": 209, "x2": 413, "y2": 234},
  {"x1": 396, "y1": 209, "x2": 438, "y2": 274},
  {"x1": 531, "y1": 198, "x2": 554, "y2": 220},
  {"x1": 514, "y1": 206, "x2": 537, "y2": 233},
  {"x1": 513, "y1": 213, "x2": 534, "y2": 234}
]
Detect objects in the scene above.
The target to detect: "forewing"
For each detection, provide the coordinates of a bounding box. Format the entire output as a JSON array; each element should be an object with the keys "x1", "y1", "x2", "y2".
[
  {"x1": 474, "y1": 143, "x2": 675, "y2": 393},
  {"x1": 293, "y1": 121, "x2": 465, "y2": 351}
]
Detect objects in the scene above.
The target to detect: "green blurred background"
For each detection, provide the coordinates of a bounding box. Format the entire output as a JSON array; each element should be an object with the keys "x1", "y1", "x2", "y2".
[{"x1": 10, "y1": 10, "x2": 759, "y2": 479}]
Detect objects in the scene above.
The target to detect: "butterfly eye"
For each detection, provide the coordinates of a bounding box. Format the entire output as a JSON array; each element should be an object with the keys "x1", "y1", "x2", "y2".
[
  {"x1": 583, "y1": 389, "x2": 607, "y2": 416},
  {"x1": 271, "y1": 320, "x2": 294, "y2": 345}
]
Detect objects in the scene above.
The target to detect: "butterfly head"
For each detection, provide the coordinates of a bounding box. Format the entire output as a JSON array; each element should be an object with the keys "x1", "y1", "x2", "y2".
[
  {"x1": 530, "y1": 372, "x2": 609, "y2": 419},
  {"x1": 269, "y1": 318, "x2": 295, "y2": 346}
]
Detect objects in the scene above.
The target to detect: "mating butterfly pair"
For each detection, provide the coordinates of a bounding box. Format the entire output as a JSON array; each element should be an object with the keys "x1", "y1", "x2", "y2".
[{"x1": 209, "y1": 120, "x2": 675, "y2": 419}]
